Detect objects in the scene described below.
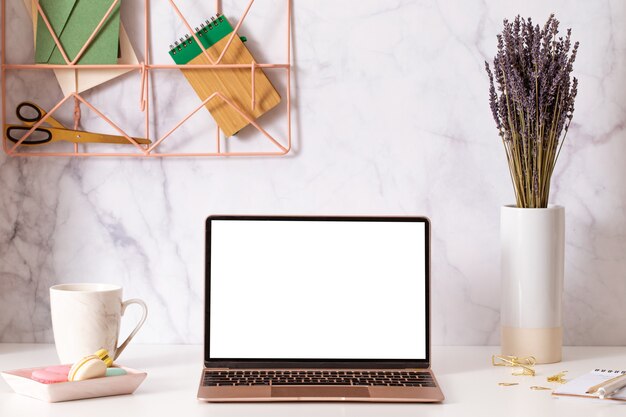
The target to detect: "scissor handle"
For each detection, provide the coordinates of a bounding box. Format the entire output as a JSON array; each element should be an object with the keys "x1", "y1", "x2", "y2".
[
  {"x1": 16, "y1": 102, "x2": 44, "y2": 123},
  {"x1": 6, "y1": 126, "x2": 52, "y2": 145}
]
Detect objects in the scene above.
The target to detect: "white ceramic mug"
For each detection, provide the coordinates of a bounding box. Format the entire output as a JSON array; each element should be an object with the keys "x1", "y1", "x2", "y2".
[{"x1": 50, "y1": 284, "x2": 148, "y2": 364}]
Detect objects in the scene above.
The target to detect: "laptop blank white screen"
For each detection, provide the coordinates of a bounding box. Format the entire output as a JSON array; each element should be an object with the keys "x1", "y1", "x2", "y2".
[{"x1": 209, "y1": 219, "x2": 427, "y2": 360}]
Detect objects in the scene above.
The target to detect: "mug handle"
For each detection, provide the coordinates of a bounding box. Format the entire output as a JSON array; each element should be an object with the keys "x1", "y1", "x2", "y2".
[{"x1": 115, "y1": 298, "x2": 148, "y2": 360}]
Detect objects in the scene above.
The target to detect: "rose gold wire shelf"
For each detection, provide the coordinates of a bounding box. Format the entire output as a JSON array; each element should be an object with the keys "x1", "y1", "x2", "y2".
[{"x1": 1, "y1": 0, "x2": 292, "y2": 157}]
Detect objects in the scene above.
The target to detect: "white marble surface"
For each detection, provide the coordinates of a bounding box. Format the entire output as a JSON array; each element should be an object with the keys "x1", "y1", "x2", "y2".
[{"x1": 0, "y1": 0, "x2": 625, "y2": 345}]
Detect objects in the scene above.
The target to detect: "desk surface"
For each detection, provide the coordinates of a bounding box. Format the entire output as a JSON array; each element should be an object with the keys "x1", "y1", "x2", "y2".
[{"x1": 1, "y1": 344, "x2": 626, "y2": 416}]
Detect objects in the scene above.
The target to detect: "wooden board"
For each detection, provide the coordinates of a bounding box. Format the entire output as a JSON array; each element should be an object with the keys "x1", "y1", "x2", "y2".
[{"x1": 181, "y1": 35, "x2": 281, "y2": 137}]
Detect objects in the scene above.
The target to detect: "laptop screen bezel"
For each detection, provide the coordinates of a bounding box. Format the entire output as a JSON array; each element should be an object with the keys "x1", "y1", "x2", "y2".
[{"x1": 204, "y1": 215, "x2": 431, "y2": 369}]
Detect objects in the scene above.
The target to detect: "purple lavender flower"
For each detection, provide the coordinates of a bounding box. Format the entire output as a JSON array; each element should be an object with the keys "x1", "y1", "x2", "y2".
[{"x1": 485, "y1": 14, "x2": 579, "y2": 208}]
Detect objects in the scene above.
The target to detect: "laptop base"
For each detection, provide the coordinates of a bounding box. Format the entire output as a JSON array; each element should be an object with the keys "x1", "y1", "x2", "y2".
[{"x1": 197, "y1": 368, "x2": 444, "y2": 403}]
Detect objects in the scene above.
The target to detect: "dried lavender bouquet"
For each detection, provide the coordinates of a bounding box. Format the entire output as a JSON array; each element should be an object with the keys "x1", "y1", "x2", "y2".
[{"x1": 485, "y1": 14, "x2": 579, "y2": 208}]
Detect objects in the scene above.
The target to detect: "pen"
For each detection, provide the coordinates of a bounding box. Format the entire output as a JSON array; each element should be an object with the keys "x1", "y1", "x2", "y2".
[{"x1": 586, "y1": 373, "x2": 626, "y2": 399}]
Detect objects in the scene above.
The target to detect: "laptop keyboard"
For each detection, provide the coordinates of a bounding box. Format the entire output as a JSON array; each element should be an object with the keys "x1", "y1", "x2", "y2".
[{"x1": 203, "y1": 370, "x2": 436, "y2": 387}]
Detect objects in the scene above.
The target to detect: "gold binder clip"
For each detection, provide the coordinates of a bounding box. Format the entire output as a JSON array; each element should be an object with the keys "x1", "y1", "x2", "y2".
[{"x1": 492, "y1": 355, "x2": 536, "y2": 376}]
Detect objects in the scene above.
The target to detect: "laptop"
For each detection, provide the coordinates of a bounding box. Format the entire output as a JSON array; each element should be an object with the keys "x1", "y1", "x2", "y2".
[{"x1": 198, "y1": 215, "x2": 444, "y2": 402}]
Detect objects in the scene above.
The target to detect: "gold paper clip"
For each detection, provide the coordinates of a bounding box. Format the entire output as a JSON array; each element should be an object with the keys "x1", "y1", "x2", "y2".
[
  {"x1": 547, "y1": 371, "x2": 567, "y2": 384},
  {"x1": 492, "y1": 355, "x2": 536, "y2": 376}
]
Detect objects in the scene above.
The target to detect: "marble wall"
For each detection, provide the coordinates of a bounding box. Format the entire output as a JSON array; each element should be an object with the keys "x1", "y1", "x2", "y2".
[{"x1": 1, "y1": 0, "x2": 625, "y2": 346}]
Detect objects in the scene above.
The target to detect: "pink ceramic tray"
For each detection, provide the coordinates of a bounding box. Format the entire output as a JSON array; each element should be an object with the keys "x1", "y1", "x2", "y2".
[{"x1": 1, "y1": 365, "x2": 147, "y2": 402}]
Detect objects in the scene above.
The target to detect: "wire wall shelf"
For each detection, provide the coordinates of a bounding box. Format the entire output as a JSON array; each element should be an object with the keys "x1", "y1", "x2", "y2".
[{"x1": 1, "y1": 0, "x2": 292, "y2": 157}]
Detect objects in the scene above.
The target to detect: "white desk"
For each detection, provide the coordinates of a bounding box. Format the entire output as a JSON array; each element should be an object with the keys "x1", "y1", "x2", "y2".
[{"x1": 1, "y1": 344, "x2": 625, "y2": 416}]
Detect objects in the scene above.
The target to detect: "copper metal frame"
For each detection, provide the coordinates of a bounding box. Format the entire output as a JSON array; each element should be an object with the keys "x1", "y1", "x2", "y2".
[{"x1": 1, "y1": 0, "x2": 292, "y2": 157}]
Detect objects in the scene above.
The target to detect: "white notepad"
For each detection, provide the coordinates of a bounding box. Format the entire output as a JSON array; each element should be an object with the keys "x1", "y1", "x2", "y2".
[{"x1": 553, "y1": 369, "x2": 626, "y2": 401}]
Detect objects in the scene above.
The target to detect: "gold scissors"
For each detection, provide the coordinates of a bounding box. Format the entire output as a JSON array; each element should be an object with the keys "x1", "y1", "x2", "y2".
[{"x1": 4, "y1": 102, "x2": 151, "y2": 146}]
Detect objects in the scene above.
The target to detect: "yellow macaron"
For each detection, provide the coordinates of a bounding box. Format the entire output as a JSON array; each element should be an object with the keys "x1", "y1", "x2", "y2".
[
  {"x1": 68, "y1": 354, "x2": 107, "y2": 382},
  {"x1": 94, "y1": 349, "x2": 113, "y2": 367}
]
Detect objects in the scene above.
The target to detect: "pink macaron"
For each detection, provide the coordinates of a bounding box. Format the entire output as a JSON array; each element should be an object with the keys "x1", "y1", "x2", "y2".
[
  {"x1": 44, "y1": 365, "x2": 72, "y2": 376},
  {"x1": 31, "y1": 369, "x2": 69, "y2": 384}
]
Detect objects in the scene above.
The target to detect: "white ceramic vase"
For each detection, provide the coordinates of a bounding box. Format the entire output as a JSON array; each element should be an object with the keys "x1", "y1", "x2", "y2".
[{"x1": 500, "y1": 205, "x2": 564, "y2": 364}]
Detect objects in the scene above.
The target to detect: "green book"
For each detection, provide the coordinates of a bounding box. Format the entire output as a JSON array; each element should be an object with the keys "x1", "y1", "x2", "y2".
[
  {"x1": 35, "y1": 0, "x2": 121, "y2": 65},
  {"x1": 168, "y1": 14, "x2": 234, "y2": 65}
]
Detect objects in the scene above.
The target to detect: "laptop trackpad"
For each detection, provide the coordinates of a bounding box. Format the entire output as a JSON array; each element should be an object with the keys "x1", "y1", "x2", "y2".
[{"x1": 272, "y1": 387, "x2": 370, "y2": 398}]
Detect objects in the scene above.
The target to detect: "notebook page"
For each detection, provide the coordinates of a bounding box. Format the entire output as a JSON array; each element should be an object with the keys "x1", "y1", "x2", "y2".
[{"x1": 554, "y1": 370, "x2": 626, "y2": 400}]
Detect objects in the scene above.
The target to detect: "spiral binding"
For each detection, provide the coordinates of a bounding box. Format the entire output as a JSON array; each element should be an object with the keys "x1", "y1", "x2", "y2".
[
  {"x1": 595, "y1": 369, "x2": 626, "y2": 374},
  {"x1": 169, "y1": 13, "x2": 225, "y2": 54}
]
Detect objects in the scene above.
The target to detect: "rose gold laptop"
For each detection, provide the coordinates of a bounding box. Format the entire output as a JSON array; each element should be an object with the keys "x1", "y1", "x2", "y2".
[{"x1": 197, "y1": 216, "x2": 444, "y2": 403}]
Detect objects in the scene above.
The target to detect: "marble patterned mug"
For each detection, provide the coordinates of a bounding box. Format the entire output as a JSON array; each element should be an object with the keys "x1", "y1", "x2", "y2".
[{"x1": 50, "y1": 284, "x2": 148, "y2": 364}]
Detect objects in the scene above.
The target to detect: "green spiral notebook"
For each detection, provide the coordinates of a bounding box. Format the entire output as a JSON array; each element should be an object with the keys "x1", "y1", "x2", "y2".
[{"x1": 167, "y1": 14, "x2": 281, "y2": 137}]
